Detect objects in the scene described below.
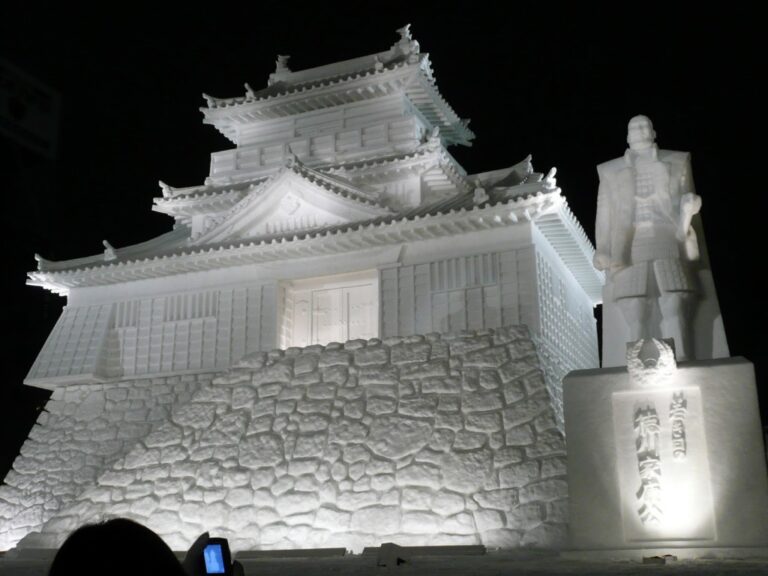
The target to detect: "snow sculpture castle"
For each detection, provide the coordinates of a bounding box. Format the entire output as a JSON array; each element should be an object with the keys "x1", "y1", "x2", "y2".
[{"x1": 1, "y1": 27, "x2": 602, "y2": 552}]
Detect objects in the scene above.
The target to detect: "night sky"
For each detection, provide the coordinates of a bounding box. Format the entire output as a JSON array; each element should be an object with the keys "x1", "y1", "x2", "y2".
[{"x1": 1, "y1": 4, "x2": 764, "y2": 480}]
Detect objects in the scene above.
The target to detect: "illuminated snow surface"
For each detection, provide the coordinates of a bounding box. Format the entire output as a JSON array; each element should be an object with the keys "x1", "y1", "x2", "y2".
[
  {"x1": 6, "y1": 26, "x2": 603, "y2": 554},
  {"x1": 6, "y1": 328, "x2": 570, "y2": 553},
  {"x1": 1, "y1": 550, "x2": 767, "y2": 576}
]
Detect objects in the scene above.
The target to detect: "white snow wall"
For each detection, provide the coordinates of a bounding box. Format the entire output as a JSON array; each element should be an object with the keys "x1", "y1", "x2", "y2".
[
  {"x1": 0, "y1": 374, "x2": 212, "y2": 550},
  {"x1": 4, "y1": 327, "x2": 568, "y2": 552}
]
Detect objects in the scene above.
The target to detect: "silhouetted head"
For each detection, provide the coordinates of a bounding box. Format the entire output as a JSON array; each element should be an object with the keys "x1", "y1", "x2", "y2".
[{"x1": 48, "y1": 518, "x2": 186, "y2": 576}]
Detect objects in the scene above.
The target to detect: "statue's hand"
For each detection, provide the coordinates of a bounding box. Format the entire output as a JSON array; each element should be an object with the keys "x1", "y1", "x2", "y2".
[
  {"x1": 593, "y1": 252, "x2": 611, "y2": 271},
  {"x1": 680, "y1": 193, "x2": 702, "y2": 217},
  {"x1": 678, "y1": 193, "x2": 702, "y2": 241}
]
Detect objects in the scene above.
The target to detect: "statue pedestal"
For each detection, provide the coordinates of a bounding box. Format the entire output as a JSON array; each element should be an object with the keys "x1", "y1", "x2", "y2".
[{"x1": 563, "y1": 357, "x2": 768, "y2": 558}]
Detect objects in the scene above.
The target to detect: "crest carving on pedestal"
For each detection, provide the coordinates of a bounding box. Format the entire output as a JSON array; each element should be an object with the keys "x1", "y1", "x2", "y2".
[{"x1": 627, "y1": 338, "x2": 677, "y2": 388}]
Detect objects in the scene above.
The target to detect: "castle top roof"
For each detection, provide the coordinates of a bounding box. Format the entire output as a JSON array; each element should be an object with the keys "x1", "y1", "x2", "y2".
[{"x1": 201, "y1": 25, "x2": 475, "y2": 147}]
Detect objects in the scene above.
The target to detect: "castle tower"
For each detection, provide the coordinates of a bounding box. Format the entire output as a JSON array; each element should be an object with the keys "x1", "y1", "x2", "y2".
[{"x1": 2, "y1": 27, "x2": 602, "y2": 552}]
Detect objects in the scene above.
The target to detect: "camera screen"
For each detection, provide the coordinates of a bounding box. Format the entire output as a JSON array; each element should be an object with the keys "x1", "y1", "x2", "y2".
[{"x1": 203, "y1": 543, "x2": 226, "y2": 574}]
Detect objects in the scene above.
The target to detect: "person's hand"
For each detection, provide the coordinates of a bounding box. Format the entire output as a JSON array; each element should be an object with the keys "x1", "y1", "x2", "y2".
[
  {"x1": 182, "y1": 533, "x2": 243, "y2": 576},
  {"x1": 182, "y1": 532, "x2": 210, "y2": 576}
]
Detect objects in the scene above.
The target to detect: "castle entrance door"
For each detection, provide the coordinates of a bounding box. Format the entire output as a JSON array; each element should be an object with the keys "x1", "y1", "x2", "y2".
[{"x1": 281, "y1": 270, "x2": 379, "y2": 348}]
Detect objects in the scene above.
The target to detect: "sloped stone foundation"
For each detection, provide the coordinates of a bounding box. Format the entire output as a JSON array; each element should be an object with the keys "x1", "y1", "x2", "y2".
[
  {"x1": 3, "y1": 327, "x2": 568, "y2": 552},
  {"x1": 0, "y1": 374, "x2": 209, "y2": 550}
]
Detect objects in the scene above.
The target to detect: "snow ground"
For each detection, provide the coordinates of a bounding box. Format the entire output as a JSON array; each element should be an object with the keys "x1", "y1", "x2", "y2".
[{"x1": 2, "y1": 549, "x2": 767, "y2": 575}]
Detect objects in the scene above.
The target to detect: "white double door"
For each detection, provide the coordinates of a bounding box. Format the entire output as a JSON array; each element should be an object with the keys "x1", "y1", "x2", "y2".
[{"x1": 286, "y1": 272, "x2": 378, "y2": 347}]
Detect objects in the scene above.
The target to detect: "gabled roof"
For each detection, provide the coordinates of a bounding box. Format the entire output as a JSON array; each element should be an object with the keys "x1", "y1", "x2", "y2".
[
  {"x1": 154, "y1": 143, "x2": 471, "y2": 220},
  {"x1": 28, "y1": 161, "x2": 603, "y2": 304},
  {"x1": 205, "y1": 25, "x2": 427, "y2": 108},
  {"x1": 327, "y1": 137, "x2": 471, "y2": 196},
  {"x1": 153, "y1": 179, "x2": 267, "y2": 218},
  {"x1": 324, "y1": 145, "x2": 464, "y2": 177},
  {"x1": 157, "y1": 176, "x2": 270, "y2": 200},
  {"x1": 33, "y1": 225, "x2": 192, "y2": 274},
  {"x1": 205, "y1": 56, "x2": 413, "y2": 109},
  {"x1": 190, "y1": 156, "x2": 393, "y2": 245},
  {"x1": 201, "y1": 27, "x2": 474, "y2": 147},
  {"x1": 468, "y1": 156, "x2": 534, "y2": 189}
]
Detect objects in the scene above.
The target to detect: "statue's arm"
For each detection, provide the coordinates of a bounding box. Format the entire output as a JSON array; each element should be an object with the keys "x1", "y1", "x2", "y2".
[
  {"x1": 593, "y1": 170, "x2": 611, "y2": 271},
  {"x1": 678, "y1": 154, "x2": 702, "y2": 260}
]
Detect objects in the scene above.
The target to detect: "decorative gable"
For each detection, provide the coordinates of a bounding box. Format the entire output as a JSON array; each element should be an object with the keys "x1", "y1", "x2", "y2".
[{"x1": 191, "y1": 159, "x2": 392, "y2": 245}]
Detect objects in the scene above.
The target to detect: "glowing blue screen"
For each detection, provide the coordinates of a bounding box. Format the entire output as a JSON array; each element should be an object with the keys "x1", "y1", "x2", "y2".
[{"x1": 204, "y1": 543, "x2": 226, "y2": 574}]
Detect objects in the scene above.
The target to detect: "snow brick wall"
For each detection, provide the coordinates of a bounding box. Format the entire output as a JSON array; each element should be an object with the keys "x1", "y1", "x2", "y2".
[
  {"x1": 0, "y1": 374, "x2": 210, "y2": 551},
  {"x1": 5, "y1": 326, "x2": 568, "y2": 552}
]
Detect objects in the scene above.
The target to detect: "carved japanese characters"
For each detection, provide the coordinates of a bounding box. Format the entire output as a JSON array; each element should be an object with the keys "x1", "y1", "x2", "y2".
[
  {"x1": 669, "y1": 392, "x2": 688, "y2": 460},
  {"x1": 634, "y1": 404, "x2": 663, "y2": 526}
]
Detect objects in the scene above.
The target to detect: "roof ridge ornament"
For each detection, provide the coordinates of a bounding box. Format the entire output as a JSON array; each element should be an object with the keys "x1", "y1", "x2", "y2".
[
  {"x1": 34, "y1": 253, "x2": 48, "y2": 272},
  {"x1": 276, "y1": 55, "x2": 291, "y2": 72},
  {"x1": 421, "y1": 126, "x2": 442, "y2": 152},
  {"x1": 102, "y1": 240, "x2": 117, "y2": 261},
  {"x1": 284, "y1": 146, "x2": 299, "y2": 168},
  {"x1": 392, "y1": 24, "x2": 420, "y2": 62},
  {"x1": 473, "y1": 187, "x2": 489, "y2": 206},
  {"x1": 268, "y1": 55, "x2": 291, "y2": 86},
  {"x1": 543, "y1": 167, "x2": 558, "y2": 191},
  {"x1": 158, "y1": 180, "x2": 172, "y2": 198}
]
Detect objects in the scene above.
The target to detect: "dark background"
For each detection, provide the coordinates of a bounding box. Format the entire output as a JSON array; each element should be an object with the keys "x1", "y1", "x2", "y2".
[{"x1": 1, "y1": 4, "x2": 765, "y2": 481}]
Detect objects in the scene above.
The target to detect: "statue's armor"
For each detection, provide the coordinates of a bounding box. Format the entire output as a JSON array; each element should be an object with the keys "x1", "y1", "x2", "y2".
[
  {"x1": 613, "y1": 151, "x2": 695, "y2": 300},
  {"x1": 632, "y1": 156, "x2": 678, "y2": 262},
  {"x1": 593, "y1": 119, "x2": 727, "y2": 365}
]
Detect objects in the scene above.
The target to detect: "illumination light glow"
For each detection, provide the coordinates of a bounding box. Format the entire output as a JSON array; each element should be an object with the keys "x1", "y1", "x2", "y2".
[
  {"x1": 660, "y1": 476, "x2": 712, "y2": 535},
  {"x1": 566, "y1": 357, "x2": 768, "y2": 553},
  {"x1": 613, "y1": 386, "x2": 716, "y2": 543}
]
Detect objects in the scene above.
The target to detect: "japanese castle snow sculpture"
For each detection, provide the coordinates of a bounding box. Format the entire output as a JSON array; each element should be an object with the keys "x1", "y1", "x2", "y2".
[{"x1": 1, "y1": 27, "x2": 602, "y2": 552}]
